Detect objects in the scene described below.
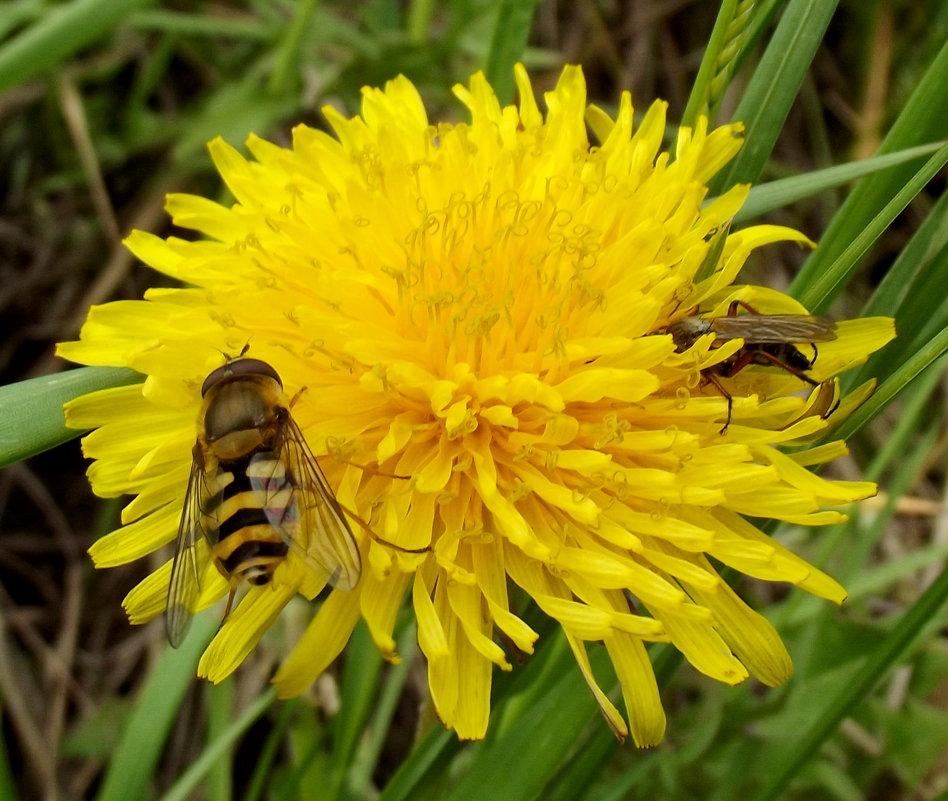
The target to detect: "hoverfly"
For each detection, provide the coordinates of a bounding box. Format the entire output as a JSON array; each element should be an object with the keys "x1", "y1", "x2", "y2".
[
  {"x1": 166, "y1": 354, "x2": 361, "y2": 647},
  {"x1": 667, "y1": 300, "x2": 838, "y2": 431}
]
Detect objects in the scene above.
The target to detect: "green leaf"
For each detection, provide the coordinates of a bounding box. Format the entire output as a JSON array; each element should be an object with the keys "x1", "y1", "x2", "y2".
[
  {"x1": 0, "y1": 367, "x2": 141, "y2": 468},
  {"x1": 0, "y1": 709, "x2": 16, "y2": 801},
  {"x1": 793, "y1": 143, "x2": 948, "y2": 313},
  {"x1": 830, "y1": 335, "x2": 948, "y2": 443},
  {"x1": 0, "y1": 0, "x2": 157, "y2": 94},
  {"x1": 877, "y1": 698, "x2": 948, "y2": 789},
  {"x1": 712, "y1": 0, "x2": 839, "y2": 191},
  {"x1": 790, "y1": 38, "x2": 948, "y2": 303},
  {"x1": 444, "y1": 635, "x2": 607, "y2": 801},
  {"x1": 733, "y1": 142, "x2": 945, "y2": 223},
  {"x1": 682, "y1": 0, "x2": 757, "y2": 128},
  {"x1": 158, "y1": 688, "x2": 278, "y2": 801},
  {"x1": 94, "y1": 615, "x2": 217, "y2": 801},
  {"x1": 747, "y1": 564, "x2": 948, "y2": 801},
  {"x1": 327, "y1": 620, "x2": 386, "y2": 799},
  {"x1": 847, "y1": 201, "x2": 948, "y2": 391},
  {"x1": 482, "y1": 0, "x2": 542, "y2": 105}
]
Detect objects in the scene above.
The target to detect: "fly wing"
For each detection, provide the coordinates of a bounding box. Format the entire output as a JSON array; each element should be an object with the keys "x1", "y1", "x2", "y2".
[
  {"x1": 256, "y1": 412, "x2": 362, "y2": 591},
  {"x1": 710, "y1": 314, "x2": 837, "y2": 343},
  {"x1": 166, "y1": 449, "x2": 216, "y2": 648}
]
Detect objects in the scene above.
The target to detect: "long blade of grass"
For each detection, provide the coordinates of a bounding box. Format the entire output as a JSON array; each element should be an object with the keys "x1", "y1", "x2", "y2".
[
  {"x1": 790, "y1": 39, "x2": 948, "y2": 300},
  {"x1": 482, "y1": 0, "x2": 542, "y2": 105},
  {"x1": 681, "y1": 0, "x2": 747, "y2": 128},
  {"x1": 348, "y1": 623, "x2": 417, "y2": 798},
  {"x1": 267, "y1": 0, "x2": 319, "y2": 94},
  {"x1": 0, "y1": 367, "x2": 141, "y2": 468},
  {"x1": 326, "y1": 621, "x2": 386, "y2": 800},
  {"x1": 243, "y1": 700, "x2": 297, "y2": 801},
  {"x1": 845, "y1": 191, "x2": 948, "y2": 390},
  {"x1": 732, "y1": 142, "x2": 944, "y2": 223},
  {"x1": 94, "y1": 615, "x2": 217, "y2": 801},
  {"x1": 128, "y1": 8, "x2": 275, "y2": 39},
  {"x1": 830, "y1": 332, "x2": 948, "y2": 443},
  {"x1": 0, "y1": 710, "x2": 15, "y2": 801},
  {"x1": 158, "y1": 688, "x2": 278, "y2": 801},
  {"x1": 794, "y1": 142, "x2": 948, "y2": 313},
  {"x1": 711, "y1": 0, "x2": 839, "y2": 191},
  {"x1": 0, "y1": 0, "x2": 156, "y2": 94},
  {"x1": 206, "y1": 680, "x2": 235, "y2": 801},
  {"x1": 444, "y1": 634, "x2": 607, "y2": 801},
  {"x1": 747, "y1": 563, "x2": 948, "y2": 801},
  {"x1": 377, "y1": 727, "x2": 460, "y2": 801}
]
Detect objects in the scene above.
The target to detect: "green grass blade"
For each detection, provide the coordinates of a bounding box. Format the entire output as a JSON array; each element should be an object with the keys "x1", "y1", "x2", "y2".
[
  {"x1": 733, "y1": 142, "x2": 944, "y2": 223},
  {"x1": 539, "y1": 725, "x2": 619, "y2": 801},
  {"x1": 348, "y1": 623, "x2": 417, "y2": 798},
  {"x1": 0, "y1": 708, "x2": 16, "y2": 801},
  {"x1": 267, "y1": 0, "x2": 319, "y2": 94},
  {"x1": 747, "y1": 563, "x2": 948, "y2": 801},
  {"x1": 848, "y1": 206, "x2": 948, "y2": 391},
  {"x1": 712, "y1": 0, "x2": 839, "y2": 191},
  {"x1": 831, "y1": 334, "x2": 948, "y2": 443},
  {"x1": 681, "y1": 0, "x2": 745, "y2": 128},
  {"x1": 0, "y1": 0, "x2": 156, "y2": 94},
  {"x1": 860, "y1": 191, "x2": 948, "y2": 321},
  {"x1": 129, "y1": 8, "x2": 275, "y2": 39},
  {"x1": 93, "y1": 615, "x2": 217, "y2": 801},
  {"x1": 794, "y1": 143, "x2": 948, "y2": 313},
  {"x1": 790, "y1": 38, "x2": 948, "y2": 299},
  {"x1": 327, "y1": 621, "x2": 385, "y2": 799},
  {"x1": 377, "y1": 727, "x2": 460, "y2": 801},
  {"x1": 681, "y1": 0, "x2": 756, "y2": 127},
  {"x1": 157, "y1": 688, "x2": 278, "y2": 801},
  {"x1": 483, "y1": 0, "x2": 542, "y2": 105},
  {"x1": 0, "y1": 367, "x2": 141, "y2": 468},
  {"x1": 407, "y1": 0, "x2": 435, "y2": 43},
  {"x1": 206, "y1": 681, "x2": 235, "y2": 801},
  {"x1": 444, "y1": 635, "x2": 606, "y2": 801},
  {"x1": 244, "y1": 700, "x2": 297, "y2": 801}
]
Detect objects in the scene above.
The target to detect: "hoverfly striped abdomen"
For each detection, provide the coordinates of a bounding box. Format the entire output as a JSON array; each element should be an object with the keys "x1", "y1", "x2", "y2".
[
  {"x1": 202, "y1": 450, "x2": 291, "y2": 587},
  {"x1": 166, "y1": 355, "x2": 362, "y2": 648}
]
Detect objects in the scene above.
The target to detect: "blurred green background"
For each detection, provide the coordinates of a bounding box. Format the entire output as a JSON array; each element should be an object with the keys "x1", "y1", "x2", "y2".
[{"x1": 0, "y1": 1, "x2": 946, "y2": 800}]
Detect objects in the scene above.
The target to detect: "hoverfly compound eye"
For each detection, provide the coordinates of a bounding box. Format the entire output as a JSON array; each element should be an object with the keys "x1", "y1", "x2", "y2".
[
  {"x1": 200, "y1": 357, "x2": 284, "y2": 397},
  {"x1": 227, "y1": 358, "x2": 283, "y2": 387}
]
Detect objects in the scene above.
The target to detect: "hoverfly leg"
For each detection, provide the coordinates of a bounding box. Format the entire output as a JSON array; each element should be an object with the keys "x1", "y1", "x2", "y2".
[
  {"x1": 337, "y1": 458, "x2": 411, "y2": 481},
  {"x1": 213, "y1": 585, "x2": 239, "y2": 636},
  {"x1": 335, "y1": 500, "x2": 430, "y2": 555}
]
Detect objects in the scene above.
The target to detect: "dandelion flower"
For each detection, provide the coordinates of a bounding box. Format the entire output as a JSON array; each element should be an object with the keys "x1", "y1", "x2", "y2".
[{"x1": 58, "y1": 65, "x2": 895, "y2": 746}]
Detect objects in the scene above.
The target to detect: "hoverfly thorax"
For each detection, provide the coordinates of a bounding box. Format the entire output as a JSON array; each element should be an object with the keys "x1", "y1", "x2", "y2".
[{"x1": 202, "y1": 375, "x2": 283, "y2": 456}]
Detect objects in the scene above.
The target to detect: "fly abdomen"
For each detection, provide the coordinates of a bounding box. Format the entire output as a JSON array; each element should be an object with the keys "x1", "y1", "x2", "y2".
[
  {"x1": 208, "y1": 449, "x2": 292, "y2": 585},
  {"x1": 218, "y1": 505, "x2": 270, "y2": 541},
  {"x1": 217, "y1": 536, "x2": 289, "y2": 585}
]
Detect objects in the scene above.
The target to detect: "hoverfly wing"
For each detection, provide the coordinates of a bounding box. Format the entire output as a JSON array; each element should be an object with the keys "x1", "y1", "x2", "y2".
[
  {"x1": 710, "y1": 314, "x2": 837, "y2": 344},
  {"x1": 166, "y1": 454, "x2": 215, "y2": 647},
  {"x1": 255, "y1": 414, "x2": 362, "y2": 591}
]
